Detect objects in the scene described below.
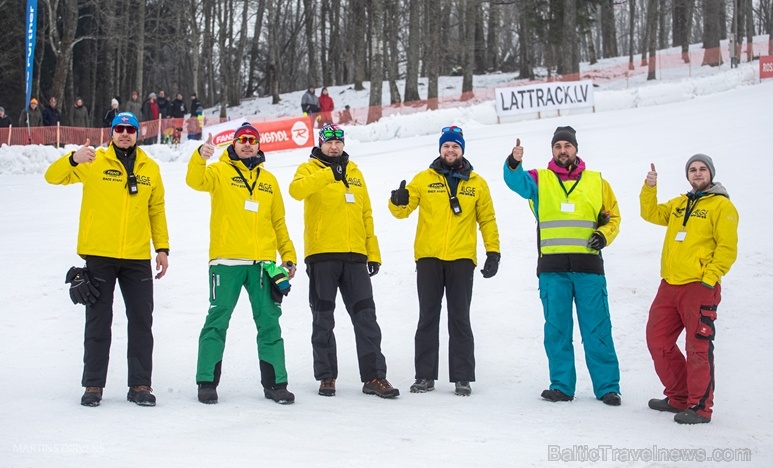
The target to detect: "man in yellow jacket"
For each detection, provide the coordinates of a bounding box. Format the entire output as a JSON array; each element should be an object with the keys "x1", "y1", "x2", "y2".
[
  {"x1": 503, "y1": 126, "x2": 622, "y2": 406},
  {"x1": 289, "y1": 124, "x2": 399, "y2": 399},
  {"x1": 45, "y1": 112, "x2": 169, "y2": 407},
  {"x1": 641, "y1": 154, "x2": 738, "y2": 424},
  {"x1": 389, "y1": 126, "x2": 500, "y2": 397},
  {"x1": 187, "y1": 123, "x2": 298, "y2": 405}
]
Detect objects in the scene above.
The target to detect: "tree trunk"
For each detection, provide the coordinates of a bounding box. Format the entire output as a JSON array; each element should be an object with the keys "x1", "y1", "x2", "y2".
[
  {"x1": 562, "y1": 0, "x2": 579, "y2": 78},
  {"x1": 367, "y1": 0, "x2": 384, "y2": 123},
  {"x1": 601, "y1": 0, "x2": 618, "y2": 58},
  {"x1": 385, "y1": 0, "x2": 401, "y2": 105},
  {"x1": 246, "y1": 0, "x2": 267, "y2": 96},
  {"x1": 136, "y1": 0, "x2": 145, "y2": 93},
  {"x1": 628, "y1": 0, "x2": 636, "y2": 70},
  {"x1": 461, "y1": 0, "x2": 477, "y2": 96},
  {"x1": 681, "y1": 0, "x2": 694, "y2": 63},
  {"x1": 352, "y1": 0, "x2": 366, "y2": 91},
  {"x1": 426, "y1": 0, "x2": 440, "y2": 110},
  {"x1": 519, "y1": 0, "x2": 534, "y2": 79},
  {"x1": 403, "y1": 0, "x2": 421, "y2": 103},
  {"x1": 303, "y1": 0, "x2": 319, "y2": 87},
  {"x1": 745, "y1": 0, "x2": 754, "y2": 62},
  {"x1": 486, "y1": 3, "x2": 500, "y2": 71},
  {"x1": 647, "y1": 0, "x2": 658, "y2": 80},
  {"x1": 702, "y1": 0, "x2": 723, "y2": 67}
]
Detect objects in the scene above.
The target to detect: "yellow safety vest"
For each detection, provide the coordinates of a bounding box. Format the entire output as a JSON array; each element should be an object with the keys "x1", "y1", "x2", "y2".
[{"x1": 536, "y1": 169, "x2": 602, "y2": 255}]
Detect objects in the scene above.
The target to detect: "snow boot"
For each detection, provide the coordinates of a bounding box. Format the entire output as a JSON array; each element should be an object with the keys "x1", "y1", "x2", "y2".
[
  {"x1": 127, "y1": 385, "x2": 156, "y2": 407},
  {"x1": 648, "y1": 397, "x2": 682, "y2": 413},
  {"x1": 318, "y1": 379, "x2": 336, "y2": 397},
  {"x1": 362, "y1": 378, "x2": 400, "y2": 399},
  {"x1": 455, "y1": 381, "x2": 472, "y2": 396},
  {"x1": 541, "y1": 388, "x2": 573, "y2": 402},
  {"x1": 198, "y1": 383, "x2": 218, "y2": 404},
  {"x1": 264, "y1": 386, "x2": 295, "y2": 405},
  {"x1": 410, "y1": 378, "x2": 435, "y2": 393},
  {"x1": 81, "y1": 387, "x2": 103, "y2": 407},
  {"x1": 674, "y1": 408, "x2": 711, "y2": 424},
  {"x1": 600, "y1": 392, "x2": 621, "y2": 406}
]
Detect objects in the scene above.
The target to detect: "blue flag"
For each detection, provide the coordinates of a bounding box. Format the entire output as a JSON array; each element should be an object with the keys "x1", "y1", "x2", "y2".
[{"x1": 25, "y1": 0, "x2": 38, "y2": 112}]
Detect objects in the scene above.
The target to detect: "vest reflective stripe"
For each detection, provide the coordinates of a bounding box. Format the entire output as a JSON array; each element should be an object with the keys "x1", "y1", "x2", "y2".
[{"x1": 537, "y1": 169, "x2": 602, "y2": 255}]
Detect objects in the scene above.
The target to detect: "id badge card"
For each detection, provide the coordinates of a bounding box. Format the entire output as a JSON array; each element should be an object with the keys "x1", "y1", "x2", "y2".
[
  {"x1": 560, "y1": 202, "x2": 575, "y2": 213},
  {"x1": 675, "y1": 231, "x2": 687, "y2": 242},
  {"x1": 345, "y1": 192, "x2": 356, "y2": 203},
  {"x1": 245, "y1": 200, "x2": 259, "y2": 212}
]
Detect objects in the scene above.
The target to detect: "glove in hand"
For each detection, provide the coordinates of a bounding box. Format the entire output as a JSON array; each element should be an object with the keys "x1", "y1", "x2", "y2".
[
  {"x1": 587, "y1": 232, "x2": 607, "y2": 250},
  {"x1": 65, "y1": 266, "x2": 100, "y2": 305},
  {"x1": 480, "y1": 252, "x2": 500, "y2": 278},
  {"x1": 391, "y1": 180, "x2": 409, "y2": 206},
  {"x1": 367, "y1": 262, "x2": 380, "y2": 277}
]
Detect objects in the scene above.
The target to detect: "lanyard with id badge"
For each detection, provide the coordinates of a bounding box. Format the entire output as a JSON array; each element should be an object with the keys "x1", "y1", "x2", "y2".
[
  {"x1": 676, "y1": 196, "x2": 702, "y2": 242},
  {"x1": 555, "y1": 172, "x2": 581, "y2": 214},
  {"x1": 232, "y1": 165, "x2": 260, "y2": 212}
]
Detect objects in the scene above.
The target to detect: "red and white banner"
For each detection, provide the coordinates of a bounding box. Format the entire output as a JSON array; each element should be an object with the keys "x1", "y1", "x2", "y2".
[
  {"x1": 203, "y1": 117, "x2": 314, "y2": 152},
  {"x1": 760, "y1": 56, "x2": 773, "y2": 80}
]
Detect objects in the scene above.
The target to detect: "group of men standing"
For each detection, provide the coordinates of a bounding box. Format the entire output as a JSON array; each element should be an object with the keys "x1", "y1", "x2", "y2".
[{"x1": 46, "y1": 114, "x2": 737, "y2": 426}]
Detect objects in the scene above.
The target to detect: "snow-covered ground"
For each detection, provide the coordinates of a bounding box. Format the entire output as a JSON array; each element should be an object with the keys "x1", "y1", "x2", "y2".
[{"x1": 2, "y1": 47, "x2": 772, "y2": 466}]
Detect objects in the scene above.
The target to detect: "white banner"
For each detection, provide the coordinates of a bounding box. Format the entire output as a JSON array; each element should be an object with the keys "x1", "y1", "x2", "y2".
[{"x1": 495, "y1": 80, "x2": 594, "y2": 116}]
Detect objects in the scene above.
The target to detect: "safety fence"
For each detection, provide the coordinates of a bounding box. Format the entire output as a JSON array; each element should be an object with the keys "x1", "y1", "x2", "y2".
[{"x1": 1, "y1": 40, "x2": 768, "y2": 148}]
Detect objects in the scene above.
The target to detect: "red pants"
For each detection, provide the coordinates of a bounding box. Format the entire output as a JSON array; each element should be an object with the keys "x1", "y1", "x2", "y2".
[{"x1": 646, "y1": 280, "x2": 720, "y2": 418}]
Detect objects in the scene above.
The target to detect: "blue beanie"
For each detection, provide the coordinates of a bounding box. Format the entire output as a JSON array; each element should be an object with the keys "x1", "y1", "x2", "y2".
[
  {"x1": 439, "y1": 129, "x2": 465, "y2": 154},
  {"x1": 111, "y1": 112, "x2": 140, "y2": 135}
]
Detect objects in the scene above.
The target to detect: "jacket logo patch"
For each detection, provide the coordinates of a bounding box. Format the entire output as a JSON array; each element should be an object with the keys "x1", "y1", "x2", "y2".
[
  {"x1": 428, "y1": 182, "x2": 444, "y2": 189},
  {"x1": 231, "y1": 176, "x2": 246, "y2": 188},
  {"x1": 674, "y1": 207, "x2": 686, "y2": 218},
  {"x1": 347, "y1": 177, "x2": 362, "y2": 187},
  {"x1": 459, "y1": 186, "x2": 476, "y2": 197},
  {"x1": 136, "y1": 175, "x2": 152, "y2": 186},
  {"x1": 258, "y1": 182, "x2": 273, "y2": 194},
  {"x1": 691, "y1": 209, "x2": 708, "y2": 219},
  {"x1": 104, "y1": 169, "x2": 122, "y2": 177}
]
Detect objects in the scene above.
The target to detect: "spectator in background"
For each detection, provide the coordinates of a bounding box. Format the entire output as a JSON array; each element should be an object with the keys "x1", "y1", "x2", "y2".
[
  {"x1": 190, "y1": 93, "x2": 201, "y2": 118},
  {"x1": 301, "y1": 86, "x2": 320, "y2": 127},
  {"x1": 187, "y1": 107, "x2": 203, "y2": 140},
  {"x1": 170, "y1": 93, "x2": 187, "y2": 120},
  {"x1": 142, "y1": 93, "x2": 159, "y2": 122},
  {"x1": 43, "y1": 96, "x2": 62, "y2": 127},
  {"x1": 71, "y1": 97, "x2": 91, "y2": 128},
  {"x1": 0, "y1": 106, "x2": 11, "y2": 127},
  {"x1": 19, "y1": 98, "x2": 43, "y2": 127},
  {"x1": 103, "y1": 98, "x2": 120, "y2": 128},
  {"x1": 125, "y1": 90, "x2": 143, "y2": 118},
  {"x1": 157, "y1": 90, "x2": 170, "y2": 119},
  {"x1": 338, "y1": 105, "x2": 353, "y2": 125},
  {"x1": 318, "y1": 87, "x2": 334, "y2": 126}
]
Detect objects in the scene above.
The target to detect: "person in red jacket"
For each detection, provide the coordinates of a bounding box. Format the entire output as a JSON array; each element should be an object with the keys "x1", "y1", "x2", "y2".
[{"x1": 318, "y1": 87, "x2": 334, "y2": 126}]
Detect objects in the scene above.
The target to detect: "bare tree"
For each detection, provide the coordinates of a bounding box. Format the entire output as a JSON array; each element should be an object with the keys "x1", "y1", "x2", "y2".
[
  {"x1": 367, "y1": 0, "x2": 384, "y2": 123},
  {"x1": 646, "y1": 0, "x2": 658, "y2": 80},
  {"x1": 601, "y1": 0, "x2": 618, "y2": 58},
  {"x1": 426, "y1": 0, "x2": 440, "y2": 110},
  {"x1": 561, "y1": 0, "x2": 579, "y2": 78},
  {"x1": 403, "y1": 0, "x2": 421, "y2": 102},
  {"x1": 702, "y1": 0, "x2": 723, "y2": 66},
  {"x1": 461, "y1": 0, "x2": 477, "y2": 96}
]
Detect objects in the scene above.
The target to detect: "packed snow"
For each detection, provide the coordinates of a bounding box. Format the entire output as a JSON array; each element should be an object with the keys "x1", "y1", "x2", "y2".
[{"x1": 2, "y1": 50, "x2": 772, "y2": 466}]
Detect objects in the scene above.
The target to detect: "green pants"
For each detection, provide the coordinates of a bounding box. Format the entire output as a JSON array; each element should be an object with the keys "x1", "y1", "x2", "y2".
[{"x1": 196, "y1": 263, "x2": 288, "y2": 389}]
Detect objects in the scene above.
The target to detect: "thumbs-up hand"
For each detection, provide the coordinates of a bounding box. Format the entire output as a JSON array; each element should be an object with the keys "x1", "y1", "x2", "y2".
[
  {"x1": 511, "y1": 138, "x2": 524, "y2": 162},
  {"x1": 390, "y1": 180, "x2": 409, "y2": 206},
  {"x1": 72, "y1": 138, "x2": 96, "y2": 164},
  {"x1": 200, "y1": 133, "x2": 215, "y2": 160},
  {"x1": 646, "y1": 163, "x2": 657, "y2": 187}
]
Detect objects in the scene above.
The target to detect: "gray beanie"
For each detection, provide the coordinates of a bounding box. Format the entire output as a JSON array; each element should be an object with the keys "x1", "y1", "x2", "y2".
[
  {"x1": 551, "y1": 126, "x2": 578, "y2": 149},
  {"x1": 685, "y1": 153, "x2": 715, "y2": 182}
]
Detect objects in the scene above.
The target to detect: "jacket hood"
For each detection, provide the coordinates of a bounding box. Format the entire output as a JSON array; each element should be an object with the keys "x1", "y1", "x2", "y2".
[
  {"x1": 430, "y1": 156, "x2": 473, "y2": 181},
  {"x1": 689, "y1": 181, "x2": 730, "y2": 199},
  {"x1": 225, "y1": 146, "x2": 265, "y2": 170}
]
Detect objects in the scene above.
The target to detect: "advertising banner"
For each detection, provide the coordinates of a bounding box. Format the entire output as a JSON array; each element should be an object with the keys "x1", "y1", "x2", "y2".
[
  {"x1": 203, "y1": 117, "x2": 314, "y2": 152},
  {"x1": 495, "y1": 80, "x2": 594, "y2": 116}
]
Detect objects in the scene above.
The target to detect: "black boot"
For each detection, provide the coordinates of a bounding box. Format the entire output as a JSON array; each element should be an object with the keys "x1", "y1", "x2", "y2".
[
  {"x1": 541, "y1": 389, "x2": 573, "y2": 402},
  {"x1": 198, "y1": 383, "x2": 218, "y2": 404},
  {"x1": 127, "y1": 385, "x2": 156, "y2": 407},
  {"x1": 81, "y1": 387, "x2": 103, "y2": 407}
]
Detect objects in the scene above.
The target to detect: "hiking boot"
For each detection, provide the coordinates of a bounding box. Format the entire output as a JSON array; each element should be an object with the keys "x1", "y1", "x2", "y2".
[
  {"x1": 648, "y1": 397, "x2": 682, "y2": 413},
  {"x1": 600, "y1": 392, "x2": 621, "y2": 406},
  {"x1": 198, "y1": 383, "x2": 218, "y2": 404},
  {"x1": 127, "y1": 385, "x2": 156, "y2": 407},
  {"x1": 410, "y1": 378, "x2": 435, "y2": 393},
  {"x1": 318, "y1": 379, "x2": 336, "y2": 397},
  {"x1": 674, "y1": 408, "x2": 711, "y2": 424},
  {"x1": 81, "y1": 387, "x2": 103, "y2": 407},
  {"x1": 541, "y1": 389, "x2": 574, "y2": 402},
  {"x1": 264, "y1": 386, "x2": 295, "y2": 405},
  {"x1": 362, "y1": 378, "x2": 400, "y2": 399},
  {"x1": 455, "y1": 381, "x2": 472, "y2": 396}
]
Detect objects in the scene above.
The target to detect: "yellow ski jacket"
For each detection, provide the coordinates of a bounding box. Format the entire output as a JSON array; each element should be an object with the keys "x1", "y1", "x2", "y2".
[
  {"x1": 44, "y1": 144, "x2": 169, "y2": 260},
  {"x1": 186, "y1": 150, "x2": 296, "y2": 264}
]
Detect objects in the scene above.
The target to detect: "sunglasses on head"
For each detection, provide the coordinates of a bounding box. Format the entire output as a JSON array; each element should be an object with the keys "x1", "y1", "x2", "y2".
[
  {"x1": 113, "y1": 126, "x2": 137, "y2": 134},
  {"x1": 441, "y1": 126, "x2": 463, "y2": 136},
  {"x1": 235, "y1": 136, "x2": 259, "y2": 145},
  {"x1": 321, "y1": 128, "x2": 344, "y2": 139}
]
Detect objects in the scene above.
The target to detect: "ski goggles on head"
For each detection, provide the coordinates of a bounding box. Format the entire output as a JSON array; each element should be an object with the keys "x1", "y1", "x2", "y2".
[
  {"x1": 441, "y1": 126, "x2": 463, "y2": 136},
  {"x1": 234, "y1": 135, "x2": 258, "y2": 145},
  {"x1": 113, "y1": 125, "x2": 137, "y2": 134},
  {"x1": 320, "y1": 128, "x2": 345, "y2": 139}
]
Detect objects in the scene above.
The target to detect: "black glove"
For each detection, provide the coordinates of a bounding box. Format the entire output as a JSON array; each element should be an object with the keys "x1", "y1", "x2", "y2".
[
  {"x1": 65, "y1": 266, "x2": 100, "y2": 305},
  {"x1": 480, "y1": 252, "x2": 500, "y2": 278},
  {"x1": 367, "y1": 262, "x2": 380, "y2": 277},
  {"x1": 587, "y1": 232, "x2": 607, "y2": 250},
  {"x1": 331, "y1": 163, "x2": 344, "y2": 181},
  {"x1": 506, "y1": 154, "x2": 521, "y2": 170},
  {"x1": 597, "y1": 210, "x2": 610, "y2": 226},
  {"x1": 390, "y1": 180, "x2": 409, "y2": 206}
]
